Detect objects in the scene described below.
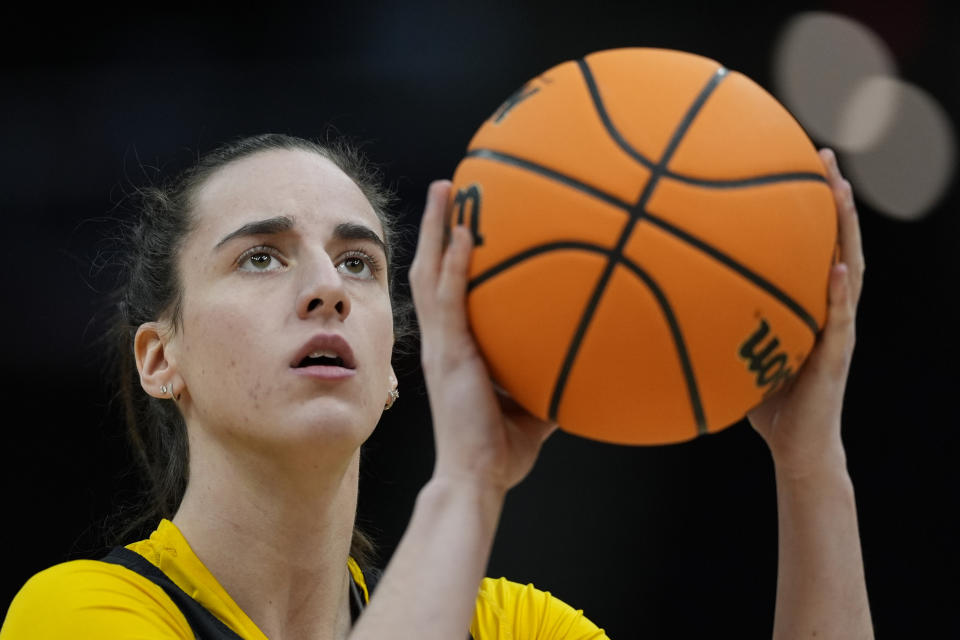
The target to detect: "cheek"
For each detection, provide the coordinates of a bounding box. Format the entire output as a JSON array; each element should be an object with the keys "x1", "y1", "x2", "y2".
[
  {"x1": 369, "y1": 301, "x2": 396, "y2": 367},
  {"x1": 179, "y1": 303, "x2": 278, "y2": 413},
  {"x1": 354, "y1": 301, "x2": 396, "y2": 389}
]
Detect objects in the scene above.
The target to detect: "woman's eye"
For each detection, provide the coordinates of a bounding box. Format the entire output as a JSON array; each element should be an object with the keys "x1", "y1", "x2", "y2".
[
  {"x1": 338, "y1": 255, "x2": 373, "y2": 279},
  {"x1": 238, "y1": 249, "x2": 284, "y2": 272}
]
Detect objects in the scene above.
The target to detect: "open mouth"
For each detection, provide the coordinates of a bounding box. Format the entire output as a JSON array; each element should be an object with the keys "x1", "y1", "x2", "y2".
[
  {"x1": 291, "y1": 334, "x2": 357, "y2": 372},
  {"x1": 297, "y1": 353, "x2": 348, "y2": 368}
]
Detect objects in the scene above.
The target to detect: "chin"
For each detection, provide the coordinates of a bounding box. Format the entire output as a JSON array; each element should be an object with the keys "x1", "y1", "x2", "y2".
[{"x1": 273, "y1": 397, "x2": 377, "y2": 451}]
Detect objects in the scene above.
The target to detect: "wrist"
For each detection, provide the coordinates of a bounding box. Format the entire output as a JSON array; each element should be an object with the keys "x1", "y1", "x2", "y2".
[
  {"x1": 769, "y1": 428, "x2": 849, "y2": 483},
  {"x1": 773, "y1": 447, "x2": 852, "y2": 491},
  {"x1": 425, "y1": 469, "x2": 510, "y2": 505},
  {"x1": 411, "y1": 474, "x2": 506, "y2": 549},
  {"x1": 432, "y1": 445, "x2": 517, "y2": 496}
]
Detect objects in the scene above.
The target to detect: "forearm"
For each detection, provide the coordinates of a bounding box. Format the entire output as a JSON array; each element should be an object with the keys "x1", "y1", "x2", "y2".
[
  {"x1": 771, "y1": 456, "x2": 873, "y2": 639},
  {"x1": 349, "y1": 475, "x2": 505, "y2": 640}
]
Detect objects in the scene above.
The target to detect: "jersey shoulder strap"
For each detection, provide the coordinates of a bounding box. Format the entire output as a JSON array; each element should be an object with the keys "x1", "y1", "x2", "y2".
[{"x1": 100, "y1": 546, "x2": 245, "y2": 640}]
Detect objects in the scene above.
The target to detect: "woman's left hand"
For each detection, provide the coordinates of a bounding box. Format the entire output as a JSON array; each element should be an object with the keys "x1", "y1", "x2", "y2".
[{"x1": 747, "y1": 148, "x2": 865, "y2": 476}]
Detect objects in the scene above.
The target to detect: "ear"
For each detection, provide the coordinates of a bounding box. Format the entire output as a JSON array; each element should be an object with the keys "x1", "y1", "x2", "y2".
[
  {"x1": 388, "y1": 366, "x2": 398, "y2": 391},
  {"x1": 134, "y1": 321, "x2": 179, "y2": 399}
]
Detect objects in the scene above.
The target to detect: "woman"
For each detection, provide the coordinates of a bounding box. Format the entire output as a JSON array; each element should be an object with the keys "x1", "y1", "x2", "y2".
[{"x1": 0, "y1": 133, "x2": 872, "y2": 639}]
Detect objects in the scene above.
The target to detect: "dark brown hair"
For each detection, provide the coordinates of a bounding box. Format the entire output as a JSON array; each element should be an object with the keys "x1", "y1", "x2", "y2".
[{"x1": 108, "y1": 133, "x2": 412, "y2": 570}]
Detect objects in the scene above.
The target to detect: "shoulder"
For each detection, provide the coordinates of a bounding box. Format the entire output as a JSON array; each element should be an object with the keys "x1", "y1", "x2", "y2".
[
  {"x1": 471, "y1": 577, "x2": 609, "y2": 640},
  {"x1": 1, "y1": 559, "x2": 193, "y2": 639}
]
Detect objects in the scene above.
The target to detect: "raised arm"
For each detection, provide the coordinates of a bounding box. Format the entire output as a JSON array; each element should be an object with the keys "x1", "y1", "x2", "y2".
[
  {"x1": 349, "y1": 180, "x2": 558, "y2": 640},
  {"x1": 747, "y1": 149, "x2": 873, "y2": 639}
]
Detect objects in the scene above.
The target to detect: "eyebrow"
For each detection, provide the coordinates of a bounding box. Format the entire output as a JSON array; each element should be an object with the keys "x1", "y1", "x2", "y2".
[
  {"x1": 214, "y1": 216, "x2": 387, "y2": 257},
  {"x1": 333, "y1": 222, "x2": 388, "y2": 258},
  {"x1": 215, "y1": 215, "x2": 295, "y2": 250}
]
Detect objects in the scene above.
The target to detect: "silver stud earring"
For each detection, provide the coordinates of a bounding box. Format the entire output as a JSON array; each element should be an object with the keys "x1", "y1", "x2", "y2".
[
  {"x1": 384, "y1": 387, "x2": 399, "y2": 410},
  {"x1": 160, "y1": 384, "x2": 178, "y2": 402}
]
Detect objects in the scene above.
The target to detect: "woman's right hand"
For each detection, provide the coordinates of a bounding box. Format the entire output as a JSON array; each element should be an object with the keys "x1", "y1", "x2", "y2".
[{"x1": 408, "y1": 180, "x2": 558, "y2": 493}]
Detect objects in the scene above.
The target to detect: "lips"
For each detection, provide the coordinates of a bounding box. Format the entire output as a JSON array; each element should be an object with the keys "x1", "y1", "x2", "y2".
[{"x1": 290, "y1": 333, "x2": 357, "y2": 371}]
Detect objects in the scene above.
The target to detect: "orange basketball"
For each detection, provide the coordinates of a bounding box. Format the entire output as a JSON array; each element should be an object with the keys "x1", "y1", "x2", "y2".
[{"x1": 448, "y1": 48, "x2": 837, "y2": 445}]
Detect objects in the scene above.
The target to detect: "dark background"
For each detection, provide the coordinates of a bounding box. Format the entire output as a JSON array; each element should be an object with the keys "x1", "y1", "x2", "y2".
[{"x1": 2, "y1": 1, "x2": 957, "y2": 637}]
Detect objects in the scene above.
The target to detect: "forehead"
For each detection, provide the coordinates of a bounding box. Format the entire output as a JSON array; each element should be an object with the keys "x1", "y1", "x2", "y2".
[{"x1": 190, "y1": 148, "x2": 383, "y2": 240}]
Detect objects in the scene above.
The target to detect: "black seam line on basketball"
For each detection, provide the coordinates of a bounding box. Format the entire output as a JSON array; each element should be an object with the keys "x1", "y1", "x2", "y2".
[
  {"x1": 465, "y1": 148, "x2": 826, "y2": 224},
  {"x1": 465, "y1": 242, "x2": 707, "y2": 435},
  {"x1": 641, "y1": 211, "x2": 822, "y2": 334},
  {"x1": 546, "y1": 227, "x2": 629, "y2": 424},
  {"x1": 575, "y1": 60, "x2": 824, "y2": 190},
  {"x1": 465, "y1": 149, "x2": 633, "y2": 212},
  {"x1": 662, "y1": 170, "x2": 827, "y2": 188},
  {"x1": 467, "y1": 242, "x2": 613, "y2": 293},
  {"x1": 576, "y1": 58, "x2": 656, "y2": 171},
  {"x1": 617, "y1": 259, "x2": 707, "y2": 435},
  {"x1": 575, "y1": 63, "x2": 821, "y2": 189},
  {"x1": 547, "y1": 67, "x2": 729, "y2": 423},
  {"x1": 577, "y1": 59, "x2": 731, "y2": 182},
  {"x1": 657, "y1": 67, "x2": 729, "y2": 170}
]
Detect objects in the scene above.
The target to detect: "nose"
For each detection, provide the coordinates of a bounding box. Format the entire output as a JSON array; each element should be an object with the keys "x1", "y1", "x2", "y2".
[{"x1": 296, "y1": 253, "x2": 351, "y2": 321}]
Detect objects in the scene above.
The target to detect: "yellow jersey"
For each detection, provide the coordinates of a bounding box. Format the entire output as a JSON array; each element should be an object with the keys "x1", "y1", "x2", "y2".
[{"x1": 1, "y1": 519, "x2": 607, "y2": 639}]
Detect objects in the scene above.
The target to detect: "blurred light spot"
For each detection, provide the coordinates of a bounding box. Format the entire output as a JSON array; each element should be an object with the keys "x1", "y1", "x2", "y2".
[
  {"x1": 836, "y1": 75, "x2": 903, "y2": 152},
  {"x1": 845, "y1": 79, "x2": 955, "y2": 221},
  {"x1": 773, "y1": 12, "x2": 896, "y2": 150}
]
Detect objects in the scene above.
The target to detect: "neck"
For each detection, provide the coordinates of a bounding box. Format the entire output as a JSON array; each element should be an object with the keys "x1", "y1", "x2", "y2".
[{"x1": 173, "y1": 430, "x2": 362, "y2": 640}]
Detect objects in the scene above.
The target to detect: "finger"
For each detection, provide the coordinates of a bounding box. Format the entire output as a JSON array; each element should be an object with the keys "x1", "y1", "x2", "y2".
[
  {"x1": 812, "y1": 262, "x2": 856, "y2": 378},
  {"x1": 409, "y1": 180, "x2": 452, "y2": 296},
  {"x1": 434, "y1": 224, "x2": 474, "y2": 332},
  {"x1": 823, "y1": 150, "x2": 864, "y2": 274},
  {"x1": 820, "y1": 149, "x2": 865, "y2": 302}
]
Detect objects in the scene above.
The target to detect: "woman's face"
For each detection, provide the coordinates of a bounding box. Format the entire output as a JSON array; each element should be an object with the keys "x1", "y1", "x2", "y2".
[{"x1": 166, "y1": 149, "x2": 396, "y2": 455}]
